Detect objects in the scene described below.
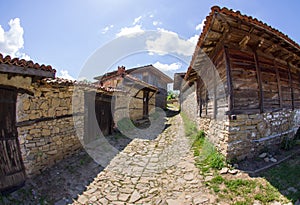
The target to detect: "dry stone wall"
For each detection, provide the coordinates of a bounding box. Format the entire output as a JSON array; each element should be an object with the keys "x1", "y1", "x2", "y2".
[
  {"x1": 227, "y1": 109, "x2": 300, "y2": 160},
  {"x1": 180, "y1": 82, "x2": 300, "y2": 161},
  {"x1": 16, "y1": 83, "x2": 82, "y2": 176}
]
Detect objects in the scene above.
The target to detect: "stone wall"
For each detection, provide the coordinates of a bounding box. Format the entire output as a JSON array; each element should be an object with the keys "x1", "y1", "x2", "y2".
[
  {"x1": 16, "y1": 83, "x2": 82, "y2": 176},
  {"x1": 227, "y1": 109, "x2": 300, "y2": 160},
  {"x1": 114, "y1": 85, "x2": 156, "y2": 122},
  {"x1": 180, "y1": 83, "x2": 199, "y2": 125},
  {"x1": 180, "y1": 79, "x2": 300, "y2": 161}
]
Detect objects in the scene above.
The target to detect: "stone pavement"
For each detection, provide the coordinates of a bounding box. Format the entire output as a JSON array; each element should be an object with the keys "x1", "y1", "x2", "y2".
[{"x1": 73, "y1": 112, "x2": 215, "y2": 205}]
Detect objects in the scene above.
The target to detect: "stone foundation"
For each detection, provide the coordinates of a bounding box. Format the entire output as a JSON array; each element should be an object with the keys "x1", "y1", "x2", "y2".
[
  {"x1": 181, "y1": 83, "x2": 300, "y2": 161},
  {"x1": 227, "y1": 109, "x2": 300, "y2": 160}
]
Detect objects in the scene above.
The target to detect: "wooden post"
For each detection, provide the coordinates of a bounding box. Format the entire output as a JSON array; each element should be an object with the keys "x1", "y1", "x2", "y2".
[
  {"x1": 274, "y1": 61, "x2": 283, "y2": 108},
  {"x1": 287, "y1": 63, "x2": 294, "y2": 110},
  {"x1": 198, "y1": 79, "x2": 202, "y2": 117},
  {"x1": 253, "y1": 50, "x2": 264, "y2": 113},
  {"x1": 213, "y1": 68, "x2": 217, "y2": 119},
  {"x1": 224, "y1": 46, "x2": 234, "y2": 113}
]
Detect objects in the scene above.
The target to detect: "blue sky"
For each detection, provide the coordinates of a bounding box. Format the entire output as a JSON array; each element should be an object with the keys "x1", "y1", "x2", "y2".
[{"x1": 0, "y1": 0, "x2": 299, "y2": 81}]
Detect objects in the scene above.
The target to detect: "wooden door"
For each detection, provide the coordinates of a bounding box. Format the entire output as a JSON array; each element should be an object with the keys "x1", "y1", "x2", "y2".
[
  {"x1": 143, "y1": 90, "x2": 149, "y2": 117},
  {"x1": 95, "y1": 94, "x2": 112, "y2": 136},
  {"x1": 0, "y1": 88, "x2": 26, "y2": 193}
]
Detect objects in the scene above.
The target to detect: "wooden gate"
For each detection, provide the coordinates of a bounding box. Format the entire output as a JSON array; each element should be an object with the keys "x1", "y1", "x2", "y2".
[
  {"x1": 95, "y1": 93, "x2": 113, "y2": 136},
  {"x1": 0, "y1": 88, "x2": 26, "y2": 193},
  {"x1": 84, "y1": 92, "x2": 113, "y2": 144}
]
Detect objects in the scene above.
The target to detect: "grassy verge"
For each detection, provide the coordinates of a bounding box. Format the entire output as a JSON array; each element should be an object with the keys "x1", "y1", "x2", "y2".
[
  {"x1": 259, "y1": 154, "x2": 300, "y2": 202},
  {"x1": 181, "y1": 112, "x2": 225, "y2": 174},
  {"x1": 181, "y1": 112, "x2": 290, "y2": 204}
]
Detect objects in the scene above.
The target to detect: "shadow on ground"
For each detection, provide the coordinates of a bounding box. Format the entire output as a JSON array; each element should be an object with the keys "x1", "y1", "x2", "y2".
[
  {"x1": 0, "y1": 150, "x2": 103, "y2": 204},
  {"x1": 256, "y1": 152, "x2": 300, "y2": 203},
  {"x1": 1, "y1": 108, "x2": 179, "y2": 204}
]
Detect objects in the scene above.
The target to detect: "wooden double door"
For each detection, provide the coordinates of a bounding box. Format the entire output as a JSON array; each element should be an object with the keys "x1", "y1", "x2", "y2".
[{"x1": 0, "y1": 88, "x2": 26, "y2": 193}]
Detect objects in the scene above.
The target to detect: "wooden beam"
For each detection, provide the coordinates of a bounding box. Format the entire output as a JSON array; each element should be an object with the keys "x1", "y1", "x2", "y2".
[
  {"x1": 264, "y1": 44, "x2": 278, "y2": 54},
  {"x1": 229, "y1": 27, "x2": 300, "y2": 62},
  {"x1": 0, "y1": 64, "x2": 55, "y2": 78},
  {"x1": 224, "y1": 46, "x2": 234, "y2": 113},
  {"x1": 287, "y1": 63, "x2": 294, "y2": 110},
  {"x1": 239, "y1": 35, "x2": 250, "y2": 49},
  {"x1": 253, "y1": 49, "x2": 264, "y2": 113},
  {"x1": 274, "y1": 61, "x2": 283, "y2": 108}
]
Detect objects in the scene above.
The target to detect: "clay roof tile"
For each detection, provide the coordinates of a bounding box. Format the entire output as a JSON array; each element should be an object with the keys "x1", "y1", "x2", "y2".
[{"x1": 0, "y1": 53, "x2": 56, "y2": 75}]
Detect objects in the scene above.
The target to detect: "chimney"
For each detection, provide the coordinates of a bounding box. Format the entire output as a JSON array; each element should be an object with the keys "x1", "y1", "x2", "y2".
[{"x1": 117, "y1": 66, "x2": 126, "y2": 75}]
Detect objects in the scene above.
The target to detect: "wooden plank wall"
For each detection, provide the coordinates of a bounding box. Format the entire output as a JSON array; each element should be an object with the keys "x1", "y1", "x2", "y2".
[
  {"x1": 196, "y1": 47, "x2": 228, "y2": 118},
  {"x1": 227, "y1": 47, "x2": 299, "y2": 114}
]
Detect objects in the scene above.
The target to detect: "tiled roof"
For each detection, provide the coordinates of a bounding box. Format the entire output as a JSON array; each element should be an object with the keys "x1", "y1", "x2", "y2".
[
  {"x1": 197, "y1": 6, "x2": 300, "y2": 50},
  {"x1": 40, "y1": 78, "x2": 123, "y2": 93},
  {"x1": 95, "y1": 64, "x2": 173, "y2": 84},
  {"x1": 185, "y1": 6, "x2": 300, "y2": 81},
  {"x1": 0, "y1": 53, "x2": 56, "y2": 73},
  {"x1": 125, "y1": 74, "x2": 158, "y2": 91}
]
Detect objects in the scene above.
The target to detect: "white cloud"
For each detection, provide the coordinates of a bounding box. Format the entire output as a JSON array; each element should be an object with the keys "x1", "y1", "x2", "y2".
[
  {"x1": 149, "y1": 14, "x2": 154, "y2": 18},
  {"x1": 195, "y1": 19, "x2": 205, "y2": 31},
  {"x1": 188, "y1": 34, "x2": 199, "y2": 46},
  {"x1": 153, "y1": 61, "x2": 182, "y2": 71},
  {"x1": 102, "y1": 24, "x2": 114, "y2": 34},
  {"x1": 0, "y1": 18, "x2": 30, "y2": 59},
  {"x1": 57, "y1": 70, "x2": 75, "y2": 80},
  {"x1": 145, "y1": 28, "x2": 197, "y2": 56},
  {"x1": 132, "y1": 16, "x2": 142, "y2": 25},
  {"x1": 116, "y1": 25, "x2": 145, "y2": 38},
  {"x1": 152, "y1": 21, "x2": 162, "y2": 26}
]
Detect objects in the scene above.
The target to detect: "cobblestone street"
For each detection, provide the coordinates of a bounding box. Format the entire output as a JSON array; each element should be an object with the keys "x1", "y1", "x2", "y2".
[
  {"x1": 2, "y1": 110, "x2": 216, "y2": 205},
  {"x1": 73, "y1": 112, "x2": 215, "y2": 205}
]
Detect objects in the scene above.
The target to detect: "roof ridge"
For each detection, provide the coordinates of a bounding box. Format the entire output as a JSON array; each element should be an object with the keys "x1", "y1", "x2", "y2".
[{"x1": 199, "y1": 6, "x2": 300, "y2": 50}]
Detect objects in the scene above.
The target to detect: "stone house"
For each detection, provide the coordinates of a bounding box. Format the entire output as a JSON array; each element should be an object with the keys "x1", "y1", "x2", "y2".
[
  {"x1": 0, "y1": 54, "x2": 120, "y2": 193},
  {"x1": 180, "y1": 6, "x2": 300, "y2": 160},
  {"x1": 95, "y1": 66, "x2": 158, "y2": 122},
  {"x1": 95, "y1": 64, "x2": 173, "y2": 109}
]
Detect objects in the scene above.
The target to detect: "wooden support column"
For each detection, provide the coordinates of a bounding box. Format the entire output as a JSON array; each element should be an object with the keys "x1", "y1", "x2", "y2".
[
  {"x1": 274, "y1": 61, "x2": 283, "y2": 108},
  {"x1": 224, "y1": 46, "x2": 234, "y2": 113},
  {"x1": 253, "y1": 50, "x2": 264, "y2": 113},
  {"x1": 287, "y1": 62, "x2": 294, "y2": 110},
  {"x1": 199, "y1": 86, "x2": 203, "y2": 118},
  {"x1": 213, "y1": 69, "x2": 217, "y2": 119}
]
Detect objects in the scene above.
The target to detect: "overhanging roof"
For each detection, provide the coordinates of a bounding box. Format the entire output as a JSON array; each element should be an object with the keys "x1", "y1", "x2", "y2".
[{"x1": 185, "y1": 6, "x2": 300, "y2": 80}]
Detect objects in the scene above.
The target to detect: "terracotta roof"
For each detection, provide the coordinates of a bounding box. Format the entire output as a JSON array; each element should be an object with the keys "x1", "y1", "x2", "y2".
[
  {"x1": 0, "y1": 53, "x2": 56, "y2": 73},
  {"x1": 197, "y1": 6, "x2": 300, "y2": 50},
  {"x1": 40, "y1": 78, "x2": 123, "y2": 93},
  {"x1": 124, "y1": 74, "x2": 158, "y2": 91},
  {"x1": 95, "y1": 64, "x2": 173, "y2": 84},
  {"x1": 185, "y1": 6, "x2": 300, "y2": 80}
]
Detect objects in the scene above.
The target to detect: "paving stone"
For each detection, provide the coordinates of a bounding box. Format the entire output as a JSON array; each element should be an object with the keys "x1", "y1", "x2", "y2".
[
  {"x1": 193, "y1": 197, "x2": 209, "y2": 204},
  {"x1": 183, "y1": 172, "x2": 194, "y2": 181},
  {"x1": 220, "y1": 167, "x2": 229, "y2": 174},
  {"x1": 166, "y1": 198, "x2": 185, "y2": 205},
  {"x1": 77, "y1": 195, "x2": 88, "y2": 204},
  {"x1": 118, "y1": 193, "x2": 130, "y2": 201},
  {"x1": 129, "y1": 190, "x2": 141, "y2": 203},
  {"x1": 98, "y1": 198, "x2": 109, "y2": 205}
]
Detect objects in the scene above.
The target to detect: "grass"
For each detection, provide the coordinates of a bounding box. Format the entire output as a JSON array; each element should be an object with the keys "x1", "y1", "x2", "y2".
[
  {"x1": 117, "y1": 117, "x2": 135, "y2": 131},
  {"x1": 259, "y1": 154, "x2": 300, "y2": 202},
  {"x1": 181, "y1": 112, "x2": 291, "y2": 205},
  {"x1": 181, "y1": 112, "x2": 225, "y2": 174}
]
